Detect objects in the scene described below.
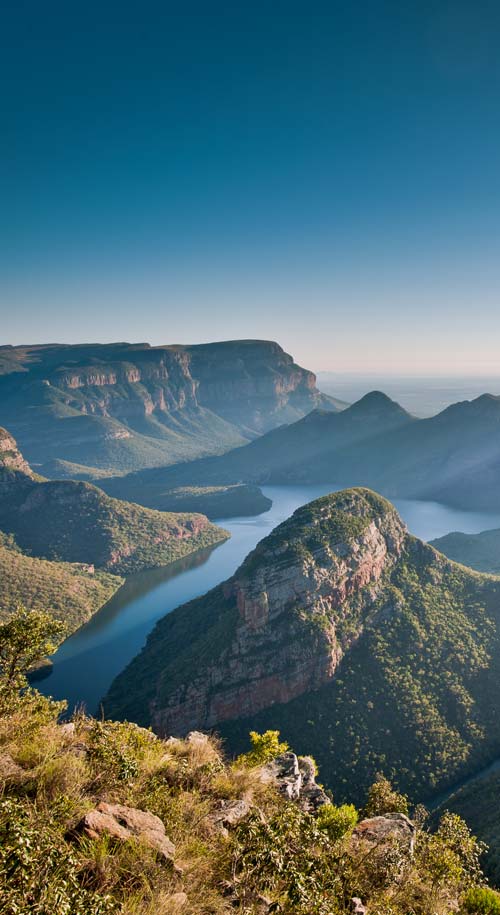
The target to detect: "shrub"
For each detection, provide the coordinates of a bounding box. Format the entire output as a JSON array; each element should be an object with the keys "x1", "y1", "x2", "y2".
[
  {"x1": 461, "y1": 886, "x2": 500, "y2": 914},
  {"x1": 363, "y1": 774, "x2": 409, "y2": 817},
  {"x1": 317, "y1": 802, "x2": 358, "y2": 841},
  {"x1": 236, "y1": 729, "x2": 289, "y2": 767}
]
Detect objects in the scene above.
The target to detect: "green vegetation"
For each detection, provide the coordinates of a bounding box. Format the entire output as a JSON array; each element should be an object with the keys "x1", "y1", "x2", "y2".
[
  {"x1": 0, "y1": 532, "x2": 122, "y2": 632},
  {"x1": 0, "y1": 610, "x2": 495, "y2": 914},
  {"x1": 102, "y1": 482, "x2": 272, "y2": 519},
  {"x1": 0, "y1": 475, "x2": 229, "y2": 575}
]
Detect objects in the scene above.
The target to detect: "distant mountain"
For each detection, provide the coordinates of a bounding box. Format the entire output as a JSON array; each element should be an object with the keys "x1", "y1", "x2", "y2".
[
  {"x1": 104, "y1": 391, "x2": 500, "y2": 512},
  {"x1": 102, "y1": 391, "x2": 413, "y2": 504},
  {"x1": 0, "y1": 340, "x2": 341, "y2": 477},
  {"x1": 431, "y1": 528, "x2": 500, "y2": 574},
  {"x1": 104, "y1": 488, "x2": 500, "y2": 804},
  {"x1": 0, "y1": 427, "x2": 227, "y2": 576}
]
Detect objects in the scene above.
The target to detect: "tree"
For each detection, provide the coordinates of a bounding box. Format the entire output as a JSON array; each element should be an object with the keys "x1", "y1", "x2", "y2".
[
  {"x1": 0, "y1": 605, "x2": 66, "y2": 713},
  {"x1": 363, "y1": 774, "x2": 409, "y2": 817}
]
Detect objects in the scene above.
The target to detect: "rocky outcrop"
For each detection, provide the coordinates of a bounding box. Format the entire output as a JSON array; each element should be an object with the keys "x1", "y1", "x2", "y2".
[
  {"x1": 351, "y1": 813, "x2": 416, "y2": 855},
  {"x1": 0, "y1": 427, "x2": 33, "y2": 479},
  {"x1": 105, "y1": 489, "x2": 408, "y2": 735},
  {"x1": 261, "y1": 752, "x2": 331, "y2": 812},
  {"x1": 76, "y1": 802, "x2": 176, "y2": 863}
]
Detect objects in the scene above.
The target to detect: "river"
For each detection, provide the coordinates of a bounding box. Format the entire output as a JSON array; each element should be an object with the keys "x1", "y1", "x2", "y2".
[{"x1": 37, "y1": 484, "x2": 500, "y2": 716}]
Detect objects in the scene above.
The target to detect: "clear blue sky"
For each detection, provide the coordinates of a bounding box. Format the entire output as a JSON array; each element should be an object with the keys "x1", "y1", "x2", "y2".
[{"x1": 1, "y1": 0, "x2": 500, "y2": 373}]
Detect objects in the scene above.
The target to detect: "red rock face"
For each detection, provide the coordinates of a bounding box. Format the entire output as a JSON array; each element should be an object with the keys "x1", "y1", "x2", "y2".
[{"x1": 150, "y1": 493, "x2": 408, "y2": 737}]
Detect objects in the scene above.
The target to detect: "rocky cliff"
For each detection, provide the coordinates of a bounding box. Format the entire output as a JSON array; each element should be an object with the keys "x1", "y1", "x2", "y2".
[
  {"x1": 104, "y1": 489, "x2": 408, "y2": 732},
  {"x1": 0, "y1": 426, "x2": 33, "y2": 479},
  {"x1": 0, "y1": 340, "x2": 339, "y2": 476},
  {"x1": 105, "y1": 488, "x2": 500, "y2": 805}
]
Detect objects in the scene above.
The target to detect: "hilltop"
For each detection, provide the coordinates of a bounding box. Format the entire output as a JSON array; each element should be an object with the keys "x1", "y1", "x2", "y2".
[
  {"x1": 431, "y1": 528, "x2": 500, "y2": 575},
  {"x1": 105, "y1": 488, "x2": 500, "y2": 807}
]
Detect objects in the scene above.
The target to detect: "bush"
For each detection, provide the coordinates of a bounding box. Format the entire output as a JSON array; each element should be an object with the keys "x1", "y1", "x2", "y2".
[
  {"x1": 236, "y1": 729, "x2": 289, "y2": 767},
  {"x1": 461, "y1": 886, "x2": 500, "y2": 914},
  {"x1": 363, "y1": 774, "x2": 409, "y2": 817},
  {"x1": 317, "y1": 802, "x2": 358, "y2": 841}
]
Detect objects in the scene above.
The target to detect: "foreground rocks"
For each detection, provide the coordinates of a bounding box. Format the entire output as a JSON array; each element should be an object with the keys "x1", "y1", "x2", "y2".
[
  {"x1": 352, "y1": 812, "x2": 416, "y2": 855},
  {"x1": 77, "y1": 802, "x2": 176, "y2": 863},
  {"x1": 262, "y1": 752, "x2": 331, "y2": 812}
]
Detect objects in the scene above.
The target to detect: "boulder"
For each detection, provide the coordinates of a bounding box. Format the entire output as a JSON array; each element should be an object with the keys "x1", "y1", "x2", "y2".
[
  {"x1": 351, "y1": 813, "x2": 416, "y2": 855},
  {"x1": 0, "y1": 751, "x2": 26, "y2": 781},
  {"x1": 351, "y1": 898, "x2": 367, "y2": 914},
  {"x1": 208, "y1": 797, "x2": 251, "y2": 835},
  {"x1": 77, "y1": 802, "x2": 175, "y2": 862}
]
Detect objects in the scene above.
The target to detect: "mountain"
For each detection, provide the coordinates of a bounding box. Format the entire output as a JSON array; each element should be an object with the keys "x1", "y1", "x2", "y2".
[
  {"x1": 129, "y1": 483, "x2": 273, "y2": 518},
  {"x1": 431, "y1": 529, "x2": 500, "y2": 574},
  {"x1": 0, "y1": 428, "x2": 227, "y2": 576},
  {"x1": 102, "y1": 391, "x2": 412, "y2": 505},
  {"x1": 104, "y1": 488, "x2": 500, "y2": 805},
  {"x1": 0, "y1": 340, "x2": 340, "y2": 477},
  {"x1": 434, "y1": 766, "x2": 500, "y2": 884},
  {"x1": 104, "y1": 391, "x2": 500, "y2": 512}
]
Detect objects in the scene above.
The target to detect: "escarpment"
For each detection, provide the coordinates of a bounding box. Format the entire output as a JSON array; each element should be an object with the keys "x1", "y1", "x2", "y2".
[
  {"x1": 104, "y1": 489, "x2": 408, "y2": 733},
  {"x1": 0, "y1": 340, "x2": 338, "y2": 476}
]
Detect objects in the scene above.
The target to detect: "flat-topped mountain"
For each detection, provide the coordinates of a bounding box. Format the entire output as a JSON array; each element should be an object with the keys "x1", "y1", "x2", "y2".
[
  {"x1": 105, "y1": 488, "x2": 500, "y2": 804},
  {"x1": 106, "y1": 390, "x2": 500, "y2": 512},
  {"x1": 0, "y1": 340, "x2": 340, "y2": 477}
]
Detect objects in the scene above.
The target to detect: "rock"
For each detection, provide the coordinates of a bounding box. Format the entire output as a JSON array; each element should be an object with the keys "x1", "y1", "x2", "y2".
[
  {"x1": 168, "y1": 892, "x2": 188, "y2": 910},
  {"x1": 208, "y1": 798, "x2": 251, "y2": 835},
  {"x1": 298, "y1": 756, "x2": 331, "y2": 812},
  {"x1": 351, "y1": 813, "x2": 416, "y2": 855},
  {"x1": 263, "y1": 752, "x2": 302, "y2": 800},
  {"x1": 262, "y1": 752, "x2": 331, "y2": 813},
  {"x1": 77, "y1": 802, "x2": 175, "y2": 863},
  {"x1": 59, "y1": 722, "x2": 76, "y2": 738},
  {"x1": 0, "y1": 751, "x2": 26, "y2": 781},
  {"x1": 351, "y1": 897, "x2": 367, "y2": 914}
]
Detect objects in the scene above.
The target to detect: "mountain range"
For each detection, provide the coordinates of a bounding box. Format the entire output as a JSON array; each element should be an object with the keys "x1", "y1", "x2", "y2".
[
  {"x1": 0, "y1": 340, "x2": 340, "y2": 478},
  {"x1": 103, "y1": 390, "x2": 500, "y2": 511}
]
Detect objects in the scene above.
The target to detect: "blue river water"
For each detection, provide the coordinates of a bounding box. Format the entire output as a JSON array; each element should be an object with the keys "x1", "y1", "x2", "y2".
[{"x1": 37, "y1": 484, "x2": 500, "y2": 716}]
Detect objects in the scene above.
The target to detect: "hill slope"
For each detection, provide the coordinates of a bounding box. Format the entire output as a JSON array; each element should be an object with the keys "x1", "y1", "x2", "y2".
[
  {"x1": 0, "y1": 340, "x2": 339, "y2": 476},
  {"x1": 0, "y1": 428, "x2": 228, "y2": 575},
  {"x1": 104, "y1": 391, "x2": 500, "y2": 512},
  {"x1": 431, "y1": 528, "x2": 500, "y2": 574},
  {"x1": 0, "y1": 532, "x2": 122, "y2": 631},
  {"x1": 105, "y1": 488, "x2": 500, "y2": 805}
]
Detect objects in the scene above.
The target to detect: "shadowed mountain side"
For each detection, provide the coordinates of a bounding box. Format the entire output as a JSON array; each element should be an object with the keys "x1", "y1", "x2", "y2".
[{"x1": 103, "y1": 392, "x2": 500, "y2": 512}]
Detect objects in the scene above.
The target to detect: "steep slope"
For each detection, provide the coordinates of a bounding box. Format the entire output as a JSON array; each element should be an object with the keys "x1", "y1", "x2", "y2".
[
  {"x1": 102, "y1": 391, "x2": 412, "y2": 505},
  {"x1": 431, "y1": 528, "x2": 500, "y2": 574},
  {"x1": 435, "y1": 767, "x2": 500, "y2": 884},
  {"x1": 0, "y1": 429, "x2": 228, "y2": 575},
  {"x1": 0, "y1": 532, "x2": 122, "y2": 631},
  {"x1": 0, "y1": 340, "x2": 338, "y2": 476},
  {"x1": 105, "y1": 391, "x2": 500, "y2": 512},
  {"x1": 105, "y1": 488, "x2": 500, "y2": 805}
]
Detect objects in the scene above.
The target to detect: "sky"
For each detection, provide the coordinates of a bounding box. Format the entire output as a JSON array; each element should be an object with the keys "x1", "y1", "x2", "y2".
[{"x1": 1, "y1": 0, "x2": 500, "y2": 373}]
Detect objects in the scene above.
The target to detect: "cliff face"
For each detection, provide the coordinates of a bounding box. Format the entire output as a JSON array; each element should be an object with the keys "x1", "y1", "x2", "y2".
[
  {"x1": 0, "y1": 427, "x2": 33, "y2": 478},
  {"x1": 104, "y1": 489, "x2": 407, "y2": 733},
  {"x1": 0, "y1": 341, "x2": 337, "y2": 476}
]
